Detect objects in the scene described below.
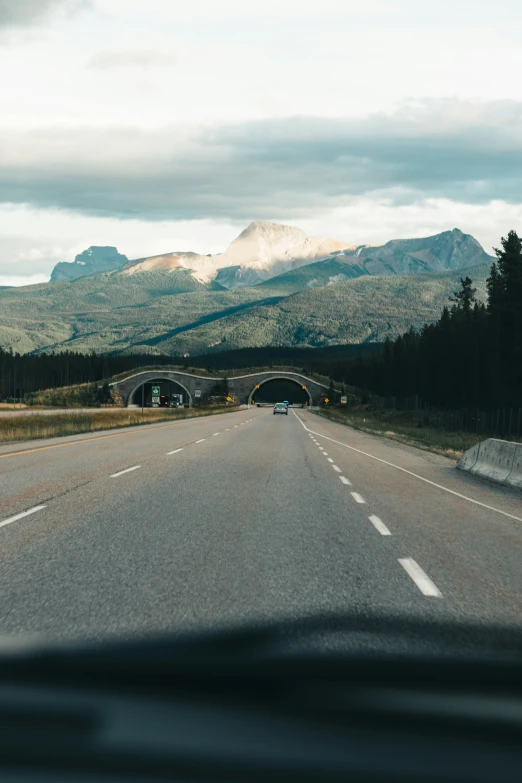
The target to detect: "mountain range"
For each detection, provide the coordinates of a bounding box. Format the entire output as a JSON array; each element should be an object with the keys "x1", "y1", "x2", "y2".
[
  {"x1": 0, "y1": 222, "x2": 495, "y2": 356},
  {"x1": 49, "y1": 221, "x2": 494, "y2": 289}
]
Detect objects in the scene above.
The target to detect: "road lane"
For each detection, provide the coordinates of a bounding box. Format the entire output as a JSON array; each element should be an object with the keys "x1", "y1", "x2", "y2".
[
  {"x1": 0, "y1": 408, "x2": 263, "y2": 520},
  {"x1": 294, "y1": 410, "x2": 522, "y2": 624},
  {"x1": 0, "y1": 406, "x2": 520, "y2": 646},
  {"x1": 0, "y1": 408, "x2": 420, "y2": 641}
]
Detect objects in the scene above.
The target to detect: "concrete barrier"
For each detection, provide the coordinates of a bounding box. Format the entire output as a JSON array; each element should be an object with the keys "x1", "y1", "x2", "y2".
[
  {"x1": 457, "y1": 438, "x2": 521, "y2": 490},
  {"x1": 456, "y1": 441, "x2": 481, "y2": 472},
  {"x1": 506, "y1": 444, "x2": 522, "y2": 489}
]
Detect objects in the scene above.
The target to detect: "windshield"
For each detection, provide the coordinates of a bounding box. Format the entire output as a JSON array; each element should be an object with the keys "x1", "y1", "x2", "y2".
[{"x1": 0, "y1": 0, "x2": 521, "y2": 667}]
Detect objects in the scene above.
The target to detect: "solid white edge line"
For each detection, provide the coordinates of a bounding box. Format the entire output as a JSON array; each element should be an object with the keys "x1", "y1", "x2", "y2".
[
  {"x1": 339, "y1": 476, "x2": 351, "y2": 485},
  {"x1": 291, "y1": 410, "x2": 522, "y2": 524},
  {"x1": 369, "y1": 514, "x2": 391, "y2": 536},
  {"x1": 399, "y1": 557, "x2": 442, "y2": 597},
  {"x1": 0, "y1": 505, "x2": 46, "y2": 529},
  {"x1": 332, "y1": 465, "x2": 342, "y2": 472},
  {"x1": 110, "y1": 465, "x2": 141, "y2": 478},
  {"x1": 167, "y1": 448, "x2": 183, "y2": 455},
  {"x1": 351, "y1": 492, "x2": 366, "y2": 504}
]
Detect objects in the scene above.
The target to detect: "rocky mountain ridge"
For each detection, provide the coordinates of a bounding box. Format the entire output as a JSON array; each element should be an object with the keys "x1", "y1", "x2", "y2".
[
  {"x1": 50, "y1": 246, "x2": 128, "y2": 282},
  {"x1": 48, "y1": 223, "x2": 494, "y2": 289}
]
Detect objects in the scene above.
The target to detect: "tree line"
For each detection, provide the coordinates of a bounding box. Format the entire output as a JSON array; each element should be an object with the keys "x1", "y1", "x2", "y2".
[
  {"x1": 343, "y1": 231, "x2": 522, "y2": 409},
  {"x1": 0, "y1": 344, "x2": 378, "y2": 401}
]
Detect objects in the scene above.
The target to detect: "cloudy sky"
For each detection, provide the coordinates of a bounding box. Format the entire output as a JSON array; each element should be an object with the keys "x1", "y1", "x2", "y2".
[{"x1": 1, "y1": 0, "x2": 521, "y2": 285}]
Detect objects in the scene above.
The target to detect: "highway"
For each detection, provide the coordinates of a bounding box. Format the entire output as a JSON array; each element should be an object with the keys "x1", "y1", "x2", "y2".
[{"x1": 0, "y1": 406, "x2": 521, "y2": 649}]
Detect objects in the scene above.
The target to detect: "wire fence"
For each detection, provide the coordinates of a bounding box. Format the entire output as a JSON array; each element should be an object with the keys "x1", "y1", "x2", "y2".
[{"x1": 371, "y1": 395, "x2": 522, "y2": 440}]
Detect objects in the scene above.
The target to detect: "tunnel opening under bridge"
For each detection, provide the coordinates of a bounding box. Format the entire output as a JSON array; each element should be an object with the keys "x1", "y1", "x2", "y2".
[
  {"x1": 249, "y1": 378, "x2": 311, "y2": 406},
  {"x1": 128, "y1": 377, "x2": 192, "y2": 407}
]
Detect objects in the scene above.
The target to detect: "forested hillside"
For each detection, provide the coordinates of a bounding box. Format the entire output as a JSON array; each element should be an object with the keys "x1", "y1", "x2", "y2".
[
  {"x1": 347, "y1": 232, "x2": 522, "y2": 409},
  {"x1": 0, "y1": 263, "x2": 489, "y2": 355}
]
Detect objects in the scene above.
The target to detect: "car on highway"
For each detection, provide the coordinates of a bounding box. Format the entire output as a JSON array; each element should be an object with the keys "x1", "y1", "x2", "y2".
[{"x1": 273, "y1": 402, "x2": 288, "y2": 415}]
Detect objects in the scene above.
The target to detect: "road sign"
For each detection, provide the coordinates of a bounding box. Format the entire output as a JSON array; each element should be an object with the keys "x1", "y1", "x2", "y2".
[
  {"x1": 151, "y1": 386, "x2": 160, "y2": 396},
  {"x1": 226, "y1": 396, "x2": 231, "y2": 401},
  {"x1": 195, "y1": 389, "x2": 201, "y2": 398},
  {"x1": 341, "y1": 395, "x2": 348, "y2": 404},
  {"x1": 324, "y1": 398, "x2": 329, "y2": 404}
]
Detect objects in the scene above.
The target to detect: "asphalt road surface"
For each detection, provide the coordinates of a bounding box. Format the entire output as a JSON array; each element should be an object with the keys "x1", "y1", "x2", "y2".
[{"x1": 0, "y1": 407, "x2": 521, "y2": 650}]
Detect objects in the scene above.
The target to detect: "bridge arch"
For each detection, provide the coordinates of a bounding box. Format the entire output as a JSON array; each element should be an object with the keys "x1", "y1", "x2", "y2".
[
  {"x1": 127, "y1": 375, "x2": 193, "y2": 407},
  {"x1": 247, "y1": 376, "x2": 313, "y2": 406}
]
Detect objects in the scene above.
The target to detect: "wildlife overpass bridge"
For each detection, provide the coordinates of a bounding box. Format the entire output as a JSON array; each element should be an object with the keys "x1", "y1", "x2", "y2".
[{"x1": 110, "y1": 370, "x2": 331, "y2": 407}]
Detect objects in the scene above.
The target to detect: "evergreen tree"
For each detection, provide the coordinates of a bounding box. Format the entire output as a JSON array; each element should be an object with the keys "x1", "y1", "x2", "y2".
[{"x1": 450, "y1": 276, "x2": 477, "y2": 315}]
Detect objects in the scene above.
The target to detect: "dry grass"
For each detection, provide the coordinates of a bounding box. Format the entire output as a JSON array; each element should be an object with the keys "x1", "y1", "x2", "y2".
[
  {"x1": 316, "y1": 407, "x2": 485, "y2": 459},
  {"x1": 0, "y1": 406, "x2": 240, "y2": 444}
]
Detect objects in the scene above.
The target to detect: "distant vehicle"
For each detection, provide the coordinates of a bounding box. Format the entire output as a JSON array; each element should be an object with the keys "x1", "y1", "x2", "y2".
[
  {"x1": 283, "y1": 400, "x2": 289, "y2": 407},
  {"x1": 158, "y1": 393, "x2": 183, "y2": 408},
  {"x1": 273, "y1": 403, "x2": 288, "y2": 415}
]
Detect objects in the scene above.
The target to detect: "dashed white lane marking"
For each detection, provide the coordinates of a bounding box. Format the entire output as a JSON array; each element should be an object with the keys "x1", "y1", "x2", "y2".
[
  {"x1": 225, "y1": 428, "x2": 230, "y2": 431},
  {"x1": 213, "y1": 432, "x2": 220, "y2": 436},
  {"x1": 292, "y1": 410, "x2": 522, "y2": 525},
  {"x1": 369, "y1": 514, "x2": 391, "y2": 536},
  {"x1": 234, "y1": 425, "x2": 239, "y2": 428},
  {"x1": 195, "y1": 438, "x2": 206, "y2": 443},
  {"x1": 399, "y1": 558, "x2": 442, "y2": 597},
  {"x1": 351, "y1": 492, "x2": 366, "y2": 504},
  {"x1": 167, "y1": 448, "x2": 183, "y2": 455},
  {"x1": 110, "y1": 465, "x2": 141, "y2": 478},
  {"x1": 327, "y1": 458, "x2": 334, "y2": 463},
  {"x1": 339, "y1": 476, "x2": 352, "y2": 485},
  {"x1": 0, "y1": 505, "x2": 46, "y2": 529},
  {"x1": 321, "y1": 452, "x2": 328, "y2": 455},
  {"x1": 332, "y1": 465, "x2": 342, "y2": 472}
]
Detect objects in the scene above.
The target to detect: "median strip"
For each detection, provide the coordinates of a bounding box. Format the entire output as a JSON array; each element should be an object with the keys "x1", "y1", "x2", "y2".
[{"x1": 0, "y1": 505, "x2": 46, "y2": 530}]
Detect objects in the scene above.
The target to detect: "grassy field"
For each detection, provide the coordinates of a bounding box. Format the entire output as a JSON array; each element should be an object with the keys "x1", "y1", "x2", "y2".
[
  {"x1": 0, "y1": 406, "x2": 240, "y2": 444},
  {"x1": 315, "y1": 407, "x2": 485, "y2": 460}
]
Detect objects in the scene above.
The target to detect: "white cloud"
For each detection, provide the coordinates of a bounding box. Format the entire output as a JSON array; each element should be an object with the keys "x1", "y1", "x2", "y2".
[
  {"x1": 0, "y1": 273, "x2": 49, "y2": 287},
  {"x1": 1, "y1": 0, "x2": 522, "y2": 284},
  {"x1": 87, "y1": 50, "x2": 177, "y2": 69},
  {"x1": 0, "y1": 0, "x2": 88, "y2": 27}
]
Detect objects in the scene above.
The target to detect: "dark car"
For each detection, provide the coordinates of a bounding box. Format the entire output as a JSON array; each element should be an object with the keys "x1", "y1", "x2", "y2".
[{"x1": 274, "y1": 402, "x2": 288, "y2": 415}]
